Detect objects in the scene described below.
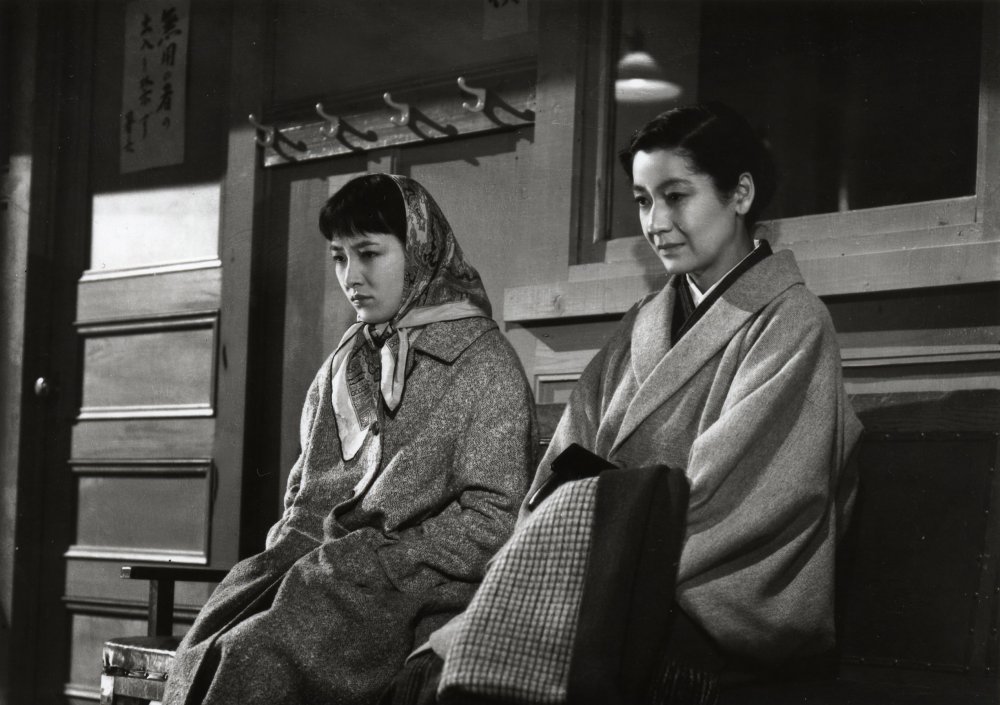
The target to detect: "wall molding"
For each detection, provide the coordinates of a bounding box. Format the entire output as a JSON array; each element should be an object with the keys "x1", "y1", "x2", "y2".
[
  {"x1": 69, "y1": 457, "x2": 213, "y2": 472},
  {"x1": 77, "y1": 403, "x2": 215, "y2": 421},
  {"x1": 75, "y1": 309, "x2": 218, "y2": 334},
  {"x1": 841, "y1": 344, "x2": 1000, "y2": 368},
  {"x1": 80, "y1": 256, "x2": 221, "y2": 282}
]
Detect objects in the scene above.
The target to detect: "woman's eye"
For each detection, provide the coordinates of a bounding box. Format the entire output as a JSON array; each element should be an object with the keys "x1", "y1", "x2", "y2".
[
  {"x1": 666, "y1": 192, "x2": 686, "y2": 204},
  {"x1": 633, "y1": 196, "x2": 650, "y2": 208},
  {"x1": 360, "y1": 250, "x2": 379, "y2": 260},
  {"x1": 331, "y1": 253, "x2": 346, "y2": 264}
]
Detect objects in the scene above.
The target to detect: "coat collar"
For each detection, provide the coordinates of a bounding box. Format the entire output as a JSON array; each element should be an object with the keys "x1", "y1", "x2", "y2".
[
  {"x1": 615, "y1": 249, "x2": 804, "y2": 453},
  {"x1": 410, "y1": 316, "x2": 497, "y2": 364}
]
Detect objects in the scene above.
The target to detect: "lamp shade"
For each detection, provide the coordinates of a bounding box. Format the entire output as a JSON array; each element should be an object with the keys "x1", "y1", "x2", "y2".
[{"x1": 615, "y1": 32, "x2": 682, "y2": 103}]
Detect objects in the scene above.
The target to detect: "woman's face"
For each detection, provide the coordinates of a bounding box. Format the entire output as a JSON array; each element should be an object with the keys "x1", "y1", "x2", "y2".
[
  {"x1": 330, "y1": 232, "x2": 407, "y2": 326},
  {"x1": 631, "y1": 148, "x2": 753, "y2": 291}
]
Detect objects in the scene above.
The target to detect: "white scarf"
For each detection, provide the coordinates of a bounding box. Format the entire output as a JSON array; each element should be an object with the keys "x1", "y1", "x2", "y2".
[{"x1": 330, "y1": 300, "x2": 490, "y2": 460}]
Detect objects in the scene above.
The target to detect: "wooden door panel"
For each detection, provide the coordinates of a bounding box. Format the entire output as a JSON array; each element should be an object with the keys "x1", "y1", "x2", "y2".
[{"x1": 80, "y1": 325, "x2": 216, "y2": 411}]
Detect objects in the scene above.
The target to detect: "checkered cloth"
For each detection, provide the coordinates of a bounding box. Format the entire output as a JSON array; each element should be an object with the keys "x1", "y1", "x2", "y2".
[{"x1": 437, "y1": 478, "x2": 598, "y2": 703}]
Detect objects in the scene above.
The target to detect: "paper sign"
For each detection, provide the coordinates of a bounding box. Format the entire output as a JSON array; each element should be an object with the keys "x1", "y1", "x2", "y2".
[{"x1": 120, "y1": 0, "x2": 190, "y2": 173}]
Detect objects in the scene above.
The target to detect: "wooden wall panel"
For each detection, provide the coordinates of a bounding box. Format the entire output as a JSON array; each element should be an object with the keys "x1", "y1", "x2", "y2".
[
  {"x1": 71, "y1": 418, "x2": 215, "y2": 459},
  {"x1": 515, "y1": 283, "x2": 1000, "y2": 399},
  {"x1": 844, "y1": 361, "x2": 1000, "y2": 396},
  {"x1": 77, "y1": 264, "x2": 222, "y2": 323},
  {"x1": 270, "y1": 0, "x2": 537, "y2": 104},
  {"x1": 67, "y1": 463, "x2": 211, "y2": 563},
  {"x1": 830, "y1": 283, "x2": 1000, "y2": 394},
  {"x1": 79, "y1": 316, "x2": 217, "y2": 417},
  {"x1": 529, "y1": 318, "x2": 620, "y2": 378}
]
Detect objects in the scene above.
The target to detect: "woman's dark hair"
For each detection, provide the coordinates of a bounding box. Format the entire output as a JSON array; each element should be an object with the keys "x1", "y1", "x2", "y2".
[
  {"x1": 319, "y1": 173, "x2": 407, "y2": 243},
  {"x1": 619, "y1": 102, "x2": 778, "y2": 230}
]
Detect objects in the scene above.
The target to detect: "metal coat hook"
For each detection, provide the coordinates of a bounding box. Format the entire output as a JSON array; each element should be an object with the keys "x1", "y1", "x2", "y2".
[
  {"x1": 457, "y1": 76, "x2": 487, "y2": 112},
  {"x1": 248, "y1": 114, "x2": 275, "y2": 148},
  {"x1": 315, "y1": 102, "x2": 341, "y2": 138},
  {"x1": 382, "y1": 92, "x2": 410, "y2": 127}
]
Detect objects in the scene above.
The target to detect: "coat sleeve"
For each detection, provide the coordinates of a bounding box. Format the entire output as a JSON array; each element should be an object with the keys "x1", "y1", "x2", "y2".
[
  {"x1": 374, "y1": 339, "x2": 538, "y2": 594},
  {"x1": 517, "y1": 303, "x2": 640, "y2": 523},
  {"x1": 677, "y1": 294, "x2": 861, "y2": 663},
  {"x1": 264, "y1": 360, "x2": 328, "y2": 549}
]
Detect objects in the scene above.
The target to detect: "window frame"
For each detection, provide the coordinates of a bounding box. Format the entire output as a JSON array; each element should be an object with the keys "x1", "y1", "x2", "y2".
[{"x1": 505, "y1": 0, "x2": 1000, "y2": 322}]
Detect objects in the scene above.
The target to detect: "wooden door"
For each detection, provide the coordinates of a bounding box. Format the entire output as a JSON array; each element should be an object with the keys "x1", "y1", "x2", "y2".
[
  {"x1": 11, "y1": 2, "x2": 249, "y2": 702},
  {"x1": 4, "y1": 4, "x2": 98, "y2": 703}
]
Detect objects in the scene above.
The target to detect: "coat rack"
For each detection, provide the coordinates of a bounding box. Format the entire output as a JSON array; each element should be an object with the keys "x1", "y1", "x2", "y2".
[{"x1": 249, "y1": 62, "x2": 536, "y2": 168}]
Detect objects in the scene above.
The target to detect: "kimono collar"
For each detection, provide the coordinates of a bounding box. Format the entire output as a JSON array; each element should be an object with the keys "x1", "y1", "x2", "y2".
[
  {"x1": 685, "y1": 239, "x2": 765, "y2": 307},
  {"x1": 673, "y1": 239, "x2": 772, "y2": 345},
  {"x1": 618, "y1": 248, "x2": 805, "y2": 454}
]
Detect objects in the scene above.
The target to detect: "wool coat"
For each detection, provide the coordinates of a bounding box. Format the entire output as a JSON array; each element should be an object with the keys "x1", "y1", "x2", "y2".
[
  {"x1": 161, "y1": 316, "x2": 536, "y2": 705},
  {"x1": 523, "y1": 249, "x2": 863, "y2": 664}
]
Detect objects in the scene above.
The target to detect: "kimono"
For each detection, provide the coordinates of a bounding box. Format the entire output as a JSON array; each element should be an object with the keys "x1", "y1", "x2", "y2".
[
  {"x1": 431, "y1": 243, "x2": 862, "y2": 703},
  {"x1": 162, "y1": 177, "x2": 536, "y2": 705}
]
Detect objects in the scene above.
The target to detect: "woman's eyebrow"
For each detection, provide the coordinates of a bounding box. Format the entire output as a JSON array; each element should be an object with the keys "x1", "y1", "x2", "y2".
[
  {"x1": 632, "y1": 177, "x2": 690, "y2": 193},
  {"x1": 654, "y1": 177, "x2": 691, "y2": 190},
  {"x1": 331, "y1": 237, "x2": 381, "y2": 250}
]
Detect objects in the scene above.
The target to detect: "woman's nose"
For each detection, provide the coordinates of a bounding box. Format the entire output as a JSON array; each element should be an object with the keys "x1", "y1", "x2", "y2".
[
  {"x1": 342, "y1": 258, "x2": 363, "y2": 288},
  {"x1": 646, "y1": 203, "x2": 673, "y2": 235}
]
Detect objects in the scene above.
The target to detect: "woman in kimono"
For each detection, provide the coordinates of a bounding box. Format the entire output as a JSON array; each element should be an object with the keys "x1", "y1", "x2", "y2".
[
  {"x1": 162, "y1": 174, "x2": 536, "y2": 705},
  {"x1": 386, "y1": 103, "x2": 862, "y2": 704}
]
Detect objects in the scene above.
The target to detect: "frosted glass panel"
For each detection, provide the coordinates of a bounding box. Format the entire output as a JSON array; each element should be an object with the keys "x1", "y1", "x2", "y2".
[{"x1": 90, "y1": 183, "x2": 220, "y2": 271}]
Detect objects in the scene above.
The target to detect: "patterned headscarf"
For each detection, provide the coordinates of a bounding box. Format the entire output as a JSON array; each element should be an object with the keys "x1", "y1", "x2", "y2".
[{"x1": 329, "y1": 175, "x2": 492, "y2": 460}]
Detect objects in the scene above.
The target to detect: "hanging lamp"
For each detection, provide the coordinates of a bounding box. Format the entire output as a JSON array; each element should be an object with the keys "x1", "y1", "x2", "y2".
[{"x1": 615, "y1": 29, "x2": 682, "y2": 103}]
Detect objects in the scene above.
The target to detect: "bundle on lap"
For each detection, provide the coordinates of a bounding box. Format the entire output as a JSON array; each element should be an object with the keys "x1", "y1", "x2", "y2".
[{"x1": 161, "y1": 175, "x2": 536, "y2": 705}]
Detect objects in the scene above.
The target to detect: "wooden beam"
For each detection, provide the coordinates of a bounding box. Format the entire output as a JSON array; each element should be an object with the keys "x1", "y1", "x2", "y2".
[
  {"x1": 211, "y1": 0, "x2": 270, "y2": 565},
  {"x1": 505, "y1": 240, "x2": 1000, "y2": 322}
]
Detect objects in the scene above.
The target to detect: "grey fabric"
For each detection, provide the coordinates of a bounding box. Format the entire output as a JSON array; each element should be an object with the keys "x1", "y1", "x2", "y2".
[
  {"x1": 525, "y1": 249, "x2": 863, "y2": 664},
  {"x1": 162, "y1": 317, "x2": 536, "y2": 705},
  {"x1": 430, "y1": 248, "x2": 862, "y2": 702}
]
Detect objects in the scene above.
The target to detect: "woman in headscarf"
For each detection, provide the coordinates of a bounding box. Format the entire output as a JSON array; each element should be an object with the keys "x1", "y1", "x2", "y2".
[
  {"x1": 162, "y1": 174, "x2": 536, "y2": 705},
  {"x1": 386, "y1": 103, "x2": 862, "y2": 705}
]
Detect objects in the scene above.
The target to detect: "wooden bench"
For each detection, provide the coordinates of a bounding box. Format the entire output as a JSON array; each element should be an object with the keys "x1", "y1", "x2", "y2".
[
  {"x1": 101, "y1": 391, "x2": 1000, "y2": 704},
  {"x1": 721, "y1": 390, "x2": 1000, "y2": 704}
]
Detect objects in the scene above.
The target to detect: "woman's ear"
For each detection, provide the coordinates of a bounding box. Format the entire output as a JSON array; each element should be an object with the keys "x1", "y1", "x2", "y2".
[{"x1": 733, "y1": 172, "x2": 755, "y2": 216}]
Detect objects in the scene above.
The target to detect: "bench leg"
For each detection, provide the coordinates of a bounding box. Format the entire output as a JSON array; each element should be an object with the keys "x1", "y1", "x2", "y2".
[{"x1": 99, "y1": 673, "x2": 115, "y2": 705}]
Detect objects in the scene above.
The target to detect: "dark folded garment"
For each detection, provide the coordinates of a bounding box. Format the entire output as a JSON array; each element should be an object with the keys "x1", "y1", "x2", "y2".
[{"x1": 526, "y1": 443, "x2": 616, "y2": 511}]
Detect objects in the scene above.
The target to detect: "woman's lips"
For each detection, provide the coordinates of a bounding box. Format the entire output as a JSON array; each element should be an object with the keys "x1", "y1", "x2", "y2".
[{"x1": 350, "y1": 295, "x2": 373, "y2": 305}]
